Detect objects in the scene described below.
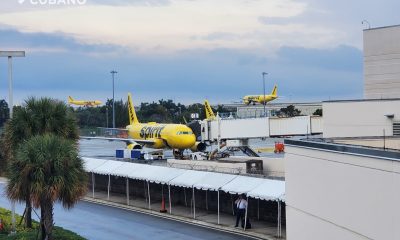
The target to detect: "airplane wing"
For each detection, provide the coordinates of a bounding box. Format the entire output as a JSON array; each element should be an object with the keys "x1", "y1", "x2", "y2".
[{"x1": 80, "y1": 136, "x2": 155, "y2": 145}]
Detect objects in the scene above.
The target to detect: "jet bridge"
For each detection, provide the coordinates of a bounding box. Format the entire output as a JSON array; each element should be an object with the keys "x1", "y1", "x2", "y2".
[{"x1": 201, "y1": 115, "x2": 323, "y2": 141}]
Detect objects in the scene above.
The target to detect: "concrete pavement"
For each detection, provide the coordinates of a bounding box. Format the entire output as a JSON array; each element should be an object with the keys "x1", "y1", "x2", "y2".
[{"x1": 0, "y1": 182, "x2": 258, "y2": 240}]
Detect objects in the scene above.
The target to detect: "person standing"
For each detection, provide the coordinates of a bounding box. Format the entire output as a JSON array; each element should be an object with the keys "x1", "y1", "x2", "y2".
[{"x1": 234, "y1": 194, "x2": 247, "y2": 228}]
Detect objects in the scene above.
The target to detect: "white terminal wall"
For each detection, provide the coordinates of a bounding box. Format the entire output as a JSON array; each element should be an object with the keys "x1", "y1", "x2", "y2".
[
  {"x1": 323, "y1": 99, "x2": 400, "y2": 138},
  {"x1": 364, "y1": 25, "x2": 400, "y2": 99},
  {"x1": 285, "y1": 145, "x2": 400, "y2": 240}
]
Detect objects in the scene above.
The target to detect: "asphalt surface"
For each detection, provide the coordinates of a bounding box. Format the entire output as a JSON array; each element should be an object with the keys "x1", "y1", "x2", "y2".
[{"x1": 0, "y1": 183, "x2": 254, "y2": 240}]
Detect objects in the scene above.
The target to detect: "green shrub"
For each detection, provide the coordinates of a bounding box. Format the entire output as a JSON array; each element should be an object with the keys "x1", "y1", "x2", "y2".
[{"x1": 0, "y1": 208, "x2": 85, "y2": 240}]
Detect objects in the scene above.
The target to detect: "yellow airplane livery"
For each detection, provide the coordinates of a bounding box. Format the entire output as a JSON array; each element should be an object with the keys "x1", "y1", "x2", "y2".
[
  {"x1": 68, "y1": 96, "x2": 102, "y2": 107},
  {"x1": 243, "y1": 85, "x2": 278, "y2": 105},
  {"x1": 204, "y1": 100, "x2": 216, "y2": 120},
  {"x1": 126, "y1": 93, "x2": 206, "y2": 153}
]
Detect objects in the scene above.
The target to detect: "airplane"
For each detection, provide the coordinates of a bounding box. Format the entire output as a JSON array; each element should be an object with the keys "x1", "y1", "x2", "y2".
[
  {"x1": 124, "y1": 93, "x2": 206, "y2": 156},
  {"x1": 243, "y1": 85, "x2": 278, "y2": 105},
  {"x1": 68, "y1": 96, "x2": 102, "y2": 107}
]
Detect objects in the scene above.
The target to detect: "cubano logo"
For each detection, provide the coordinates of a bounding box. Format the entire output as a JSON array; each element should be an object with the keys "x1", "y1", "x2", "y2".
[{"x1": 140, "y1": 126, "x2": 165, "y2": 139}]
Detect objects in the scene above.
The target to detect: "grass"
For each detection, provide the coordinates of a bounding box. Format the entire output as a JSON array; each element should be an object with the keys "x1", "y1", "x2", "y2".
[{"x1": 0, "y1": 208, "x2": 86, "y2": 240}]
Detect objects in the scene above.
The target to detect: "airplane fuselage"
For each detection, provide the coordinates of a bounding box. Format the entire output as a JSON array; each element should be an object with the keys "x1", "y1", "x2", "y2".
[
  {"x1": 243, "y1": 95, "x2": 277, "y2": 105},
  {"x1": 69, "y1": 100, "x2": 102, "y2": 107},
  {"x1": 126, "y1": 122, "x2": 196, "y2": 150}
]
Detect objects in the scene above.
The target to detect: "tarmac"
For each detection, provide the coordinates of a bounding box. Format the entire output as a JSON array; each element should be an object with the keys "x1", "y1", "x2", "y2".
[{"x1": 87, "y1": 190, "x2": 286, "y2": 240}]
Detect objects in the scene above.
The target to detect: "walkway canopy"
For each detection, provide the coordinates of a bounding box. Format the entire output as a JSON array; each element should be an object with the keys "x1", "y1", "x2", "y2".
[
  {"x1": 83, "y1": 157, "x2": 285, "y2": 201},
  {"x1": 247, "y1": 180, "x2": 286, "y2": 202},
  {"x1": 169, "y1": 170, "x2": 209, "y2": 188},
  {"x1": 84, "y1": 158, "x2": 108, "y2": 172},
  {"x1": 193, "y1": 172, "x2": 237, "y2": 191},
  {"x1": 89, "y1": 159, "x2": 125, "y2": 175},
  {"x1": 220, "y1": 175, "x2": 265, "y2": 194}
]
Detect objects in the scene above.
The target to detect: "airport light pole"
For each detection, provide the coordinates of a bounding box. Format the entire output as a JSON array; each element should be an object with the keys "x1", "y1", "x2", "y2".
[
  {"x1": 0, "y1": 50, "x2": 25, "y2": 235},
  {"x1": 262, "y1": 72, "x2": 268, "y2": 117},
  {"x1": 111, "y1": 70, "x2": 117, "y2": 129}
]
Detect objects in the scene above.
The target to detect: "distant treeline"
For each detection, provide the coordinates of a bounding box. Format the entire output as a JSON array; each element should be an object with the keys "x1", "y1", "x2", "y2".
[
  {"x1": 73, "y1": 99, "x2": 230, "y2": 128},
  {"x1": 0, "y1": 98, "x2": 231, "y2": 129}
]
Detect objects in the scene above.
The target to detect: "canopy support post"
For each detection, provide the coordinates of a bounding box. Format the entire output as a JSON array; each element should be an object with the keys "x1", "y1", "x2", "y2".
[
  {"x1": 168, "y1": 185, "x2": 172, "y2": 214},
  {"x1": 184, "y1": 188, "x2": 187, "y2": 206},
  {"x1": 147, "y1": 181, "x2": 151, "y2": 210},
  {"x1": 126, "y1": 178, "x2": 129, "y2": 205},
  {"x1": 277, "y1": 200, "x2": 281, "y2": 238},
  {"x1": 107, "y1": 174, "x2": 111, "y2": 201},
  {"x1": 193, "y1": 187, "x2": 196, "y2": 219},
  {"x1": 91, "y1": 172, "x2": 95, "y2": 198},
  {"x1": 231, "y1": 195, "x2": 234, "y2": 215},
  {"x1": 217, "y1": 190, "x2": 220, "y2": 225},
  {"x1": 244, "y1": 196, "x2": 249, "y2": 231},
  {"x1": 206, "y1": 190, "x2": 208, "y2": 211},
  {"x1": 279, "y1": 200, "x2": 282, "y2": 238},
  {"x1": 257, "y1": 198, "x2": 260, "y2": 220}
]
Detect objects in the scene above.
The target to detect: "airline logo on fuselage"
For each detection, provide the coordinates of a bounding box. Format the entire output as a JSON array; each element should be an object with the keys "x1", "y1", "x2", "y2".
[{"x1": 140, "y1": 126, "x2": 166, "y2": 139}]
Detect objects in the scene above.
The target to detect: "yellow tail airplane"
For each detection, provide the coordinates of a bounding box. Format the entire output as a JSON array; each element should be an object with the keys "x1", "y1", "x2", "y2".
[
  {"x1": 126, "y1": 93, "x2": 205, "y2": 153},
  {"x1": 68, "y1": 96, "x2": 102, "y2": 107},
  {"x1": 204, "y1": 100, "x2": 216, "y2": 120},
  {"x1": 243, "y1": 85, "x2": 278, "y2": 105}
]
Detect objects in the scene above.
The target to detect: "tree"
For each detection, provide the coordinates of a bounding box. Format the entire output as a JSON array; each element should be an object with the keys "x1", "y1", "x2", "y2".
[
  {"x1": 279, "y1": 105, "x2": 302, "y2": 117},
  {"x1": 7, "y1": 134, "x2": 87, "y2": 240},
  {"x1": 313, "y1": 108, "x2": 323, "y2": 116},
  {"x1": 3, "y1": 97, "x2": 79, "y2": 228}
]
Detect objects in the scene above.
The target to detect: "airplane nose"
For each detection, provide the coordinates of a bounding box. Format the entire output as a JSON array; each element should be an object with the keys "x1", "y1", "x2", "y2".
[{"x1": 183, "y1": 134, "x2": 196, "y2": 148}]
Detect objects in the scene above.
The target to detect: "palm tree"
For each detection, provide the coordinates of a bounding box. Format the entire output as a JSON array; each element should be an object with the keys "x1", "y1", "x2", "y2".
[
  {"x1": 3, "y1": 97, "x2": 79, "y2": 228},
  {"x1": 8, "y1": 134, "x2": 87, "y2": 240}
]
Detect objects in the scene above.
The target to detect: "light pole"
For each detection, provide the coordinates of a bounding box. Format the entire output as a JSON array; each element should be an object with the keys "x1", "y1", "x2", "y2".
[
  {"x1": 262, "y1": 72, "x2": 268, "y2": 117},
  {"x1": 110, "y1": 70, "x2": 117, "y2": 129},
  {"x1": 0, "y1": 50, "x2": 25, "y2": 235}
]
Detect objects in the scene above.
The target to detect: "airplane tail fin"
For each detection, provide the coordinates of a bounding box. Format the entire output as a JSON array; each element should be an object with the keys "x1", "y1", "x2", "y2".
[
  {"x1": 127, "y1": 93, "x2": 140, "y2": 125},
  {"x1": 271, "y1": 85, "x2": 278, "y2": 96},
  {"x1": 204, "y1": 100, "x2": 216, "y2": 120},
  {"x1": 68, "y1": 96, "x2": 74, "y2": 103}
]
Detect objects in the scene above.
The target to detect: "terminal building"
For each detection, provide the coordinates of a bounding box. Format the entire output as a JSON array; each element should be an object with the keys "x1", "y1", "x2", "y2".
[
  {"x1": 364, "y1": 25, "x2": 400, "y2": 99},
  {"x1": 284, "y1": 24, "x2": 400, "y2": 240}
]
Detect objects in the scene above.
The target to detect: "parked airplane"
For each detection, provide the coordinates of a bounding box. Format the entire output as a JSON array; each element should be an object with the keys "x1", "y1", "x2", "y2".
[
  {"x1": 243, "y1": 85, "x2": 278, "y2": 105},
  {"x1": 125, "y1": 93, "x2": 206, "y2": 155},
  {"x1": 68, "y1": 96, "x2": 102, "y2": 107}
]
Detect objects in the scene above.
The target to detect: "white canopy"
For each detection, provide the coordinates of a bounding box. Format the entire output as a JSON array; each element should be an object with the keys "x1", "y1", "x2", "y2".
[
  {"x1": 220, "y1": 175, "x2": 265, "y2": 194},
  {"x1": 193, "y1": 172, "x2": 237, "y2": 191},
  {"x1": 111, "y1": 162, "x2": 145, "y2": 178},
  {"x1": 246, "y1": 179, "x2": 286, "y2": 202},
  {"x1": 83, "y1": 157, "x2": 108, "y2": 172},
  {"x1": 83, "y1": 158, "x2": 286, "y2": 201},
  {"x1": 90, "y1": 159, "x2": 125, "y2": 175},
  {"x1": 128, "y1": 165, "x2": 186, "y2": 184},
  {"x1": 169, "y1": 170, "x2": 209, "y2": 188}
]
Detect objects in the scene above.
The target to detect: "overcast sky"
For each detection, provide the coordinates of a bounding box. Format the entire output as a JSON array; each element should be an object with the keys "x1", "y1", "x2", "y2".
[{"x1": 0, "y1": 0, "x2": 399, "y2": 105}]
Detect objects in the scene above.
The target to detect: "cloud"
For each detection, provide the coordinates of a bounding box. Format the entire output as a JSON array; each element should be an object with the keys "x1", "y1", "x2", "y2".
[
  {"x1": 0, "y1": 27, "x2": 124, "y2": 54},
  {"x1": 0, "y1": 0, "x2": 310, "y2": 54},
  {"x1": 89, "y1": 0, "x2": 171, "y2": 6},
  {"x1": 0, "y1": 28, "x2": 363, "y2": 105}
]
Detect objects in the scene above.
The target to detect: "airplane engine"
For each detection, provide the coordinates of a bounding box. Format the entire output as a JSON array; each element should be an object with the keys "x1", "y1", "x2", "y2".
[
  {"x1": 190, "y1": 142, "x2": 207, "y2": 152},
  {"x1": 152, "y1": 138, "x2": 166, "y2": 149},
  {"x1": 127, "y1": 143, "x2": 142, "y2": 150}
]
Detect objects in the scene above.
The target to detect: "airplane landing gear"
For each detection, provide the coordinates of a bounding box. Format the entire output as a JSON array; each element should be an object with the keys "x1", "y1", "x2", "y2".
[{"x1": 173, "y1": 149, "x2": 184, "y2": 159}]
